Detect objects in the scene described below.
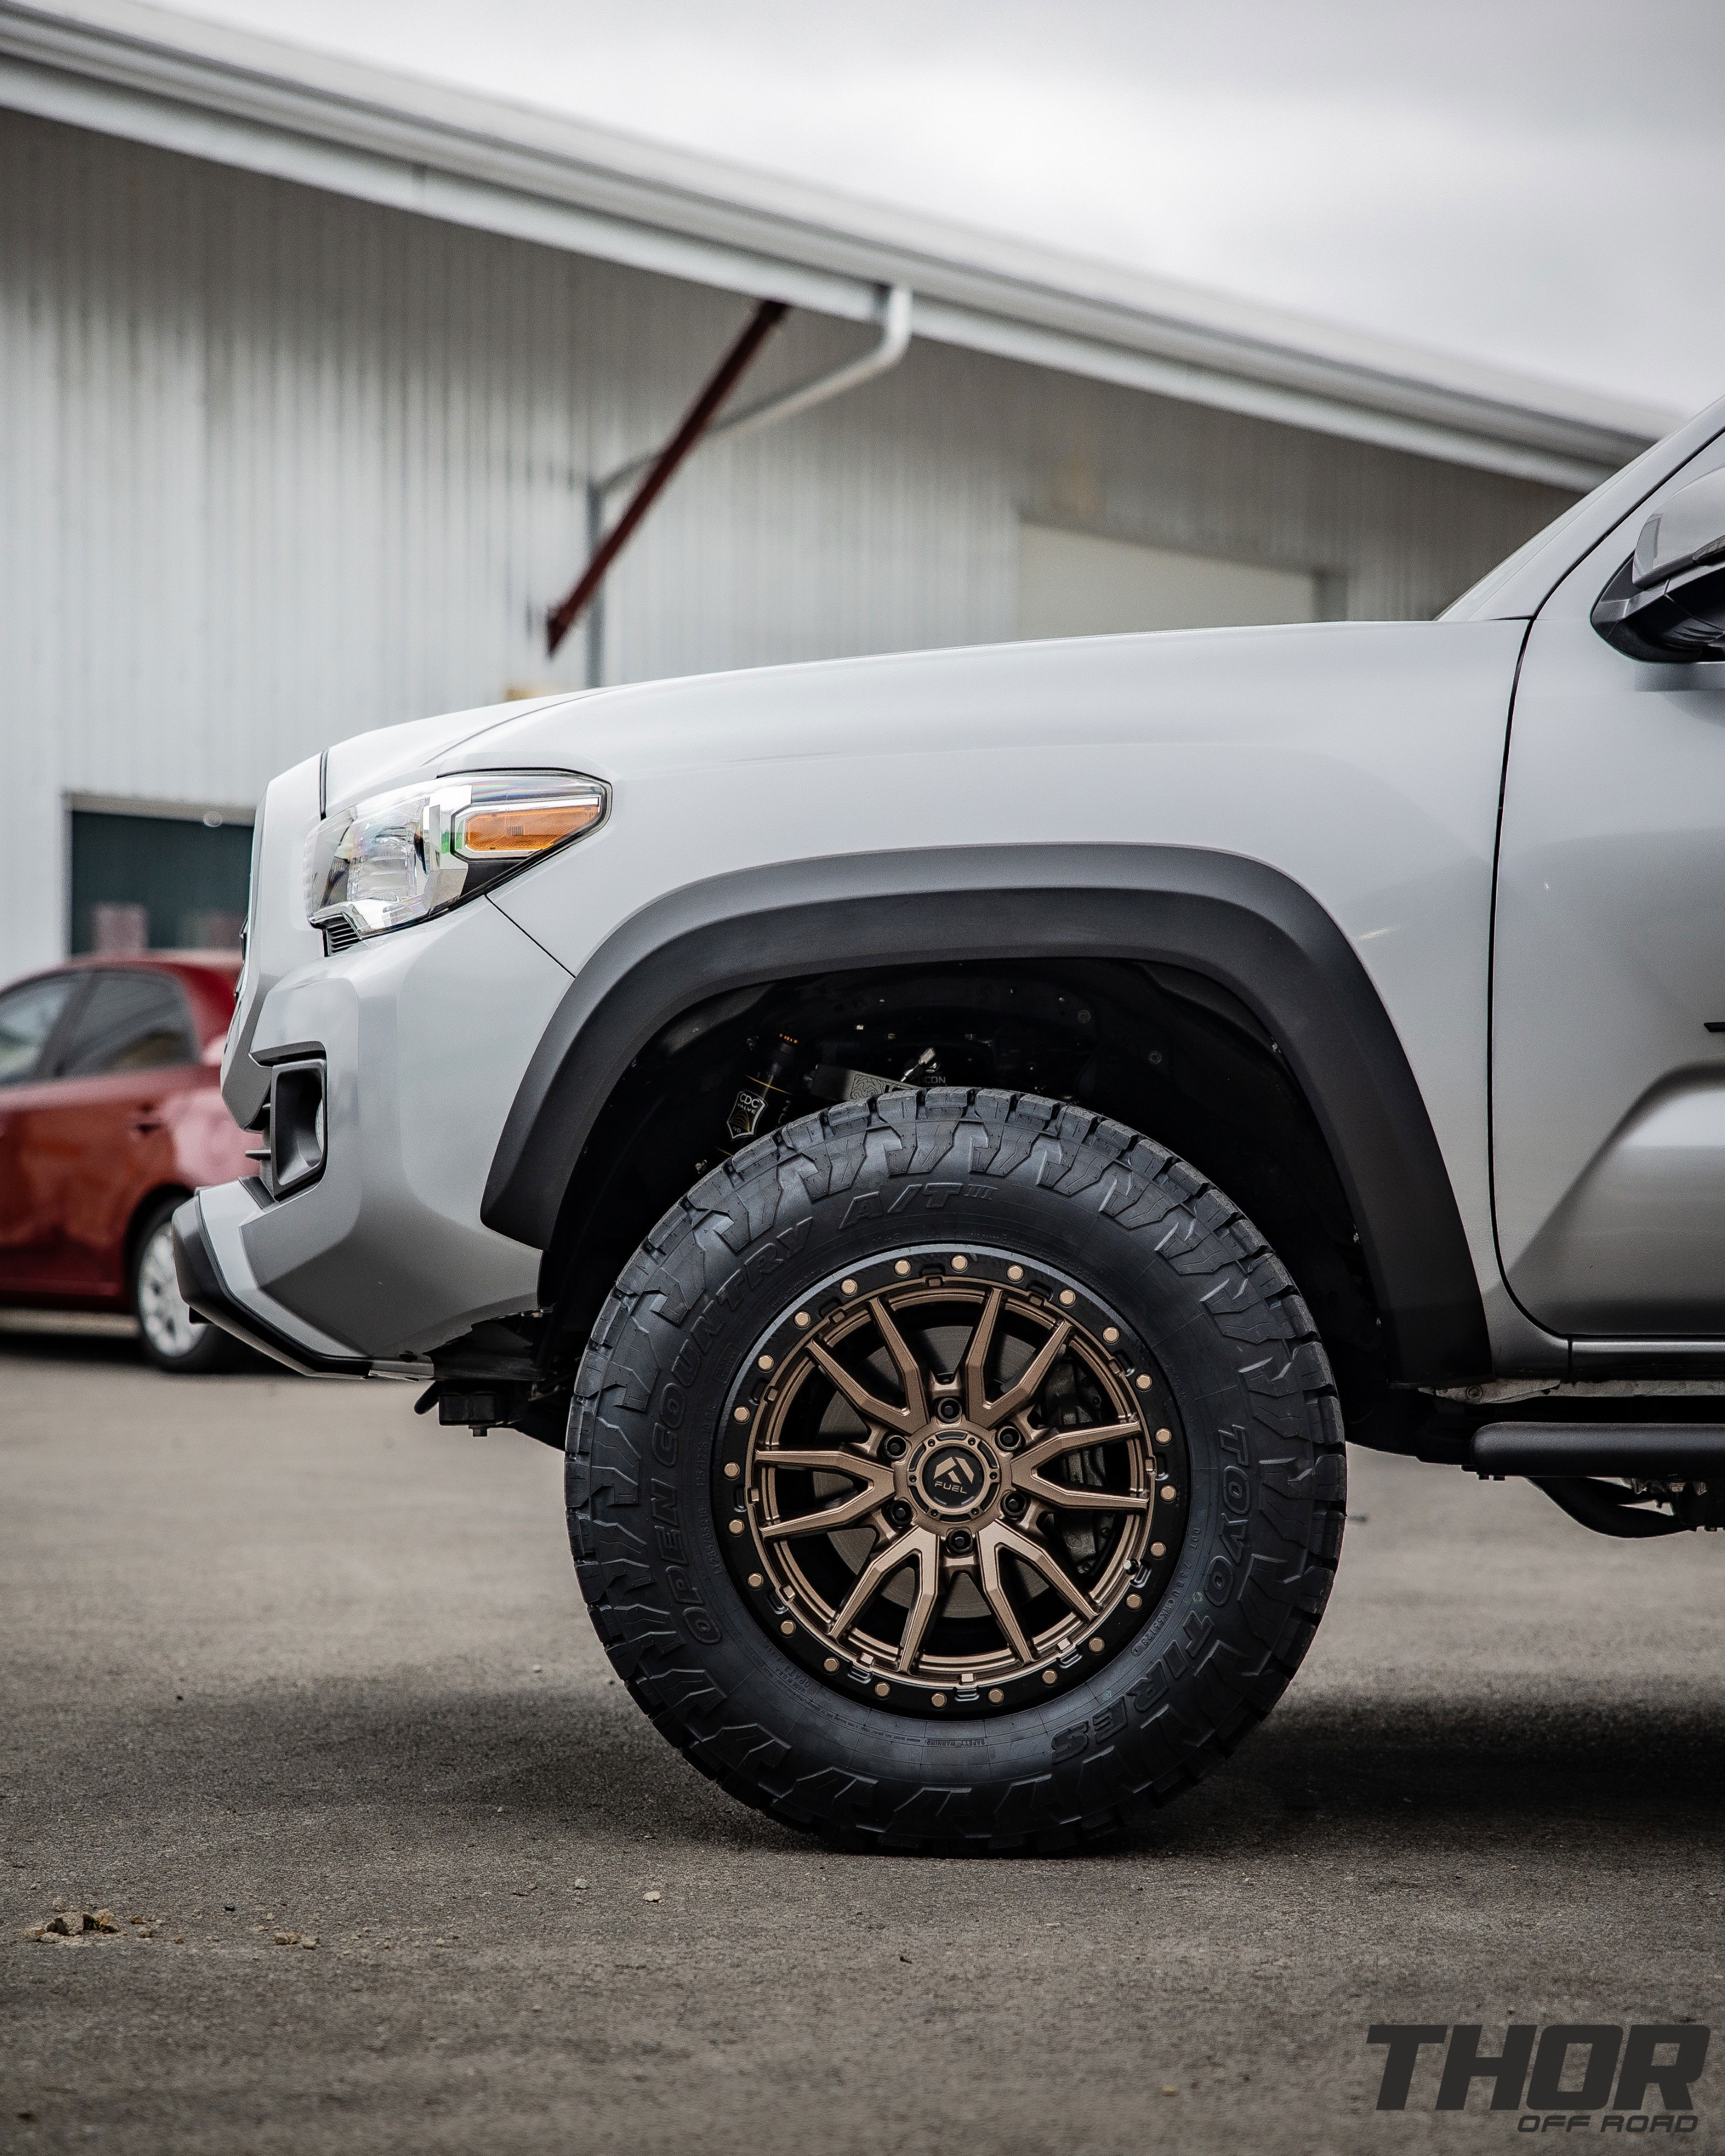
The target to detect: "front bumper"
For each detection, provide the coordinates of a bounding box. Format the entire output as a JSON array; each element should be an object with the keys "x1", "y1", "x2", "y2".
[
  {"x1": 191, "y1": 895, "x2": 572, "y2": 1367},
  {"x1": 172, "y1": 1185, "x2": 378, "y2": 1377}
]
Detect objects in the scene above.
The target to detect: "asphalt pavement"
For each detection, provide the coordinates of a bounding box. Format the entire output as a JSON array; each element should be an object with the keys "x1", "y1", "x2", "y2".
[{"x1": 3, "y1": 1328, "x2": 1723, "y2": 2155}]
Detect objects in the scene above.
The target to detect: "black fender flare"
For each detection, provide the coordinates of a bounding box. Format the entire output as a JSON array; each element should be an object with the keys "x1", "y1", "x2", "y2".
[{"x1": 482, "y1": 843, "x2": 1488, "y2": 1383}]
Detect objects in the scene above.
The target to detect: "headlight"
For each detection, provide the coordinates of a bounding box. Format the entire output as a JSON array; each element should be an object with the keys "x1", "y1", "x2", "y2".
[{"x1": 305, "y1": 770, "x2": 606, "y2": 941}]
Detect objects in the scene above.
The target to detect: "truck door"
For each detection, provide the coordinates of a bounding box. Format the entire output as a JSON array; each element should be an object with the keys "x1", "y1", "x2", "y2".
[{"x1": 1493, "y1": 432, "x2": 1725, "y2": 1337}]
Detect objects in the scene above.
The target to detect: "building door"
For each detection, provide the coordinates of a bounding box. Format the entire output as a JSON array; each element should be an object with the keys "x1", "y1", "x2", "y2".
[
  {"x1": 70, "y1": 803, "x2": 252, "y2": 954},
  {"x1": 1017, "y1": 523, "x2": 1329, "y2": 639},
  {"x1": 1492, "y1": 433, "x2": 1725, "y2": 1337}
]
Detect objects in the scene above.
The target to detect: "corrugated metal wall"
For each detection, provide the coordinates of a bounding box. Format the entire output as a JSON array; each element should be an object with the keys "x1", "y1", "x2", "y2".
[{"x1": 1, "y1": 108, "x2": 1572, "y2": 973}]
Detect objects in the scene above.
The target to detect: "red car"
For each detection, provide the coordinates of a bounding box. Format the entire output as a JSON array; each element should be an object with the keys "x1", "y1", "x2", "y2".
[{"x1": 0, "y1": 953, "x2": 254, "y2": 1371}]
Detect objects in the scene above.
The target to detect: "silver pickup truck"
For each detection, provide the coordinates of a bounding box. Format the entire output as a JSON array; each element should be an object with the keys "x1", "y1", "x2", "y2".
[{"x1": 177, "y1": 393, "x2": 1725, "y2": 1853}]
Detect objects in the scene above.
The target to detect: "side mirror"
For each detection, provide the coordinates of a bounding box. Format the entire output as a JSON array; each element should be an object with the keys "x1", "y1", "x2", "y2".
[{"x1": 1592, "y1": 465, "x2": 1725, "y2": 661}]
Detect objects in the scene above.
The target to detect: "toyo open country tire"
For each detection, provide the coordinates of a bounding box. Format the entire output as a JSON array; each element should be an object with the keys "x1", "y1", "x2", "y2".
[{"x1": 567, "y1": 1089, "x2": 1345, "y2": 1853}]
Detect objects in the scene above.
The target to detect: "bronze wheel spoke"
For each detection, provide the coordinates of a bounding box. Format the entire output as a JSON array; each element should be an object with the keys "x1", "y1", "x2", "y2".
[
  {"x1": 894, "y1": 1533, "x2": 943, "y2": 1671},
  {"x1": 1014, "y1": 1474, "x2": 1150, "y2": 1512},
  {"x1": 831, "y1": 1527, "x2": 928, "y2": 1641},
  {"x1": 976, "y1": 1319, "x2": 1073, "y2": 1428},
  {"x1": 868, "y1": 1297, "x2": 929, "y2": 1426},
  {"x1": 975, "y1": 1523, "x2": 1033, "y2": 1660},
  {"x1": 961, "y1": 1286, "x2": 1004, "y2": 1422},
  {"x1": 804, "y1": 1338, "x2": 916, "y2": 1433},
  {"x1": 757, "y1": 1446, "x2": 894, "y2": 1483},
  {"x1": 756, "y1": 1448, "x2": 894, "y2": 1539},
  {"x1": 760, "y1": 1486, "x2": 891, "y2": 1539},
  {"x1": 990, "y1": 1518, "x2": 1096, "y2": 1619},
  {"x1": 1013, "y1": 1421, "x2": 1141, "y2": 1476}
]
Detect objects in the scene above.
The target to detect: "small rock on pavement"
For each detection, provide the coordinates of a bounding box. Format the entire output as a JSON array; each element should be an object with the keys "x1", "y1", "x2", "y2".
[
  {"x1": 642, "y1": 1891, "x2": 662, "y2": 1904},
  {"x1": 25, "y1": 1908, "x2": 120, "y2": 1939},
  {"x1": 273, "y1": 1930, "x2": 317, "y2": 1947}
]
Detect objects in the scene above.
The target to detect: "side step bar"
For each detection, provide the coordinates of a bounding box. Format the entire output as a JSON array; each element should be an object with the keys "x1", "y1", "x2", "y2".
[
  {"x1": 1469, "y1": 1423, "x2": 1725, "y2": 1478},
  {"x1": 1467, "y1": 1422, "x2": 1725, "y2": 1537}
]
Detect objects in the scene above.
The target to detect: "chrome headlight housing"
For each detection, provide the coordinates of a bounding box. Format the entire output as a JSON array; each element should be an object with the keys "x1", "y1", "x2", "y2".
[{"x1": 306, "y1": 769, "x2": 607, "y2": 941}]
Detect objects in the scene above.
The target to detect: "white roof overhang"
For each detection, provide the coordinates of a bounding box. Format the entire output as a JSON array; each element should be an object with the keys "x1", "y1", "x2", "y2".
[{"x1": 0, "y1": 0, "x2": 1679, "y2": 490}]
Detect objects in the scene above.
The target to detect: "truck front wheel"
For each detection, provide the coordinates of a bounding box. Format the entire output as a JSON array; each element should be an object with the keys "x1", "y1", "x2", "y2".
[{"x1": 567, "y1": 1089, "x2": 1344, "y2": 1853}]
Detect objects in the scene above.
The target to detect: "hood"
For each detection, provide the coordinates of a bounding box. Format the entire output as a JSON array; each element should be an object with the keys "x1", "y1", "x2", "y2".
[
  {"x1": 322, "y1": 691, "x2": 589, "y2": 809},
  {"x1": 424, "y1": 620, "x2": 1457, "y2": 796}
]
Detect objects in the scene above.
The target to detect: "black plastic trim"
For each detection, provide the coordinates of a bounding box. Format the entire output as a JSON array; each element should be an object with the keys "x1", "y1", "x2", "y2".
[
  {"x1": 482, "y1": 845, "x2": 1489, "y2": 1384},
  {"x1": 1471, "y1": 1421, "x2": 1725, "y2": 1478},
  {"x1": 268, "y1": 1057, "x2": 327, "y2": 1198},
  {"x1": 251, "y1": 1037, "x2": 326, "y2": 1067},
  {"x1": 170, "y1": 1192, "x2": 371, "y2": 1378}
]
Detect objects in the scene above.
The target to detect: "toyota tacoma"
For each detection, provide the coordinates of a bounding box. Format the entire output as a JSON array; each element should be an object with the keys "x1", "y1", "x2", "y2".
[{"x1": 176, "y1": 395, "x2": 1725, "y2": 1852}]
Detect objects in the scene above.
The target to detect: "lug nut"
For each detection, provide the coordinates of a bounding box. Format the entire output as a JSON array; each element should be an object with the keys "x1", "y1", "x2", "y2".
[
  {"x1": 937, "y1": 1399, "x2": 961, "y2": 1422},
  {"x1": 887, "y1": 1499, "x2": 913, "y2": 1528},
  {"x1": 996, "y1": 1428, "x2": 1020, "y2": 1451},
  {"x1": 945, "y1": 1529, "x2": 974, "y2": 1554},
  {"x1": 1001, "y1": 1491, "x2": 1027, "y2": 1519},
  {"x1": 884, "y1": 1436, "x2": 908, "y2": 1461}
]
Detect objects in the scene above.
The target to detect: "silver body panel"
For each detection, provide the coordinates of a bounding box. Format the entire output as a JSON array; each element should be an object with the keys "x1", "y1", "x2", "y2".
[
  {"x1": 1492, "y1": 430, "x2": 1725, "y2": 1336},
  {"x1": 210, "y1": 393, "x2": 1725, "y2": 1370},
  {"x1": 225, "y1": 619, "x2": 1526, "y2": 1361},
  {"x1": 482, "y1": 619, "x2": 1522, "y2": 1309},
  {"x1": 234, "y1": 893, "x2": 569, "y2": 1356}
]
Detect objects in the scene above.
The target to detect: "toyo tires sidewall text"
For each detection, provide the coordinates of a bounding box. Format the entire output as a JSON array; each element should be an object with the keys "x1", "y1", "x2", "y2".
[{"x1": 567, "y1": 1089, "x2": 1345, "y2": 1853}]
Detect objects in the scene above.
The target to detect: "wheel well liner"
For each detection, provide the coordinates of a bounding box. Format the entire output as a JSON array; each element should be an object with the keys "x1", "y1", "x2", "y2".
[{"x1": 482, "y1": 844, "x2": 1487, "y2": 1383}]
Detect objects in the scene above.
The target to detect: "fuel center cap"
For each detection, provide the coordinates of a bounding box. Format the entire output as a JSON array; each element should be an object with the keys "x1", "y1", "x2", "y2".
[{"x1": 908, "y1": 1429, "x2": 1001, "y2": 1522}]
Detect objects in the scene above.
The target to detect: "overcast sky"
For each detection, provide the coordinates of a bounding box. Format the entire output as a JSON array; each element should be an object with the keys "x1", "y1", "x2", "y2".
[{"x1": 168, "y1": 0, "x2": 1725, "y2": 418}]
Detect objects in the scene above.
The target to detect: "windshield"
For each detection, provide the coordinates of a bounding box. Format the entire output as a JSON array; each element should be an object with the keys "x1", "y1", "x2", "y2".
[
  {"x1": 1440, "y1": 493, "x2": 1598, "y2": 620},
  {"x1": 1444, "y1": 398, "x2": 1725, "y2": 621}
]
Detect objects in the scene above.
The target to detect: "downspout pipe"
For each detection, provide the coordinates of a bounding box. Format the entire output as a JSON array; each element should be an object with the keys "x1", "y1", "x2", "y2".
[
  {"x1": 560, "y1": 282, "x2": 913, "y2": 679},
  {"x1": 546, "y1": 296, "x2": 787, "y2": 659},
  {"x1": 601, "y1": 282, "x2": 913, "y2": 495}
]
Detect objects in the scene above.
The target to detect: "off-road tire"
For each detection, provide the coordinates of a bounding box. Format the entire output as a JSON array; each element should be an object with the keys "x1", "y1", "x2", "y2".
[{"x1": 567, "y1": 1089, "x2": 1344, "y2": 1853}]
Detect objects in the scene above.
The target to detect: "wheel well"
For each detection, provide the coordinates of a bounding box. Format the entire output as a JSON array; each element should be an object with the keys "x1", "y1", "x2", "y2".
[{"x1": 536, "y1": 958, "x2": 1398, "y2": 1440}]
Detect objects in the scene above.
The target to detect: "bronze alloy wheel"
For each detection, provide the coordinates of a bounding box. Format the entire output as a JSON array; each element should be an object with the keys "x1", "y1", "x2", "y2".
[{"x1": 714, "y1": 1250, "x2": 1190, "y2": 1716}]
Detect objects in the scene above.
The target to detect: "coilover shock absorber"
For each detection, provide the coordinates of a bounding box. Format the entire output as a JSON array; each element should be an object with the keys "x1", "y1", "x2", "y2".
[{"x1": 723, "y1": 1033, "x2": 803, "y2": 1151}]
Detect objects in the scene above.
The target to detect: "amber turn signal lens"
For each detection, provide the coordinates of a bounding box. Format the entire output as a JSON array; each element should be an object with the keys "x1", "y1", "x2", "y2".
[{"x1": 454, "y1": 797, "x2": 603, "y2": 856}]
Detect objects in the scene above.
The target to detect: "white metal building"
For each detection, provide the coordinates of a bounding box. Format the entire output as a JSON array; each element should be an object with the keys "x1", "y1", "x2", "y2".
[{"x1": 0, "y1": 0, "x2": 1676, "y2": 976}]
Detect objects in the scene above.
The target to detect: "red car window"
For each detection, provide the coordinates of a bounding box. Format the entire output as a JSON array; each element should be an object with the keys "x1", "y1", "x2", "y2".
[
  {"x1": 0, "y1": 975, "x2": 79, "y2": 1085},
  {"x1": 53, "y1": 972, "x2": 197, "y2": 1077}
]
